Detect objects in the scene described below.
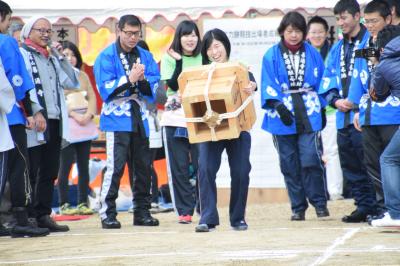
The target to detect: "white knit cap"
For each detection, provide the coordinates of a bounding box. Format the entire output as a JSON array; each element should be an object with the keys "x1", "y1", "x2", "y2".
[{"x1": 20, "y1": 16, "x2": 51, "y2": 42}]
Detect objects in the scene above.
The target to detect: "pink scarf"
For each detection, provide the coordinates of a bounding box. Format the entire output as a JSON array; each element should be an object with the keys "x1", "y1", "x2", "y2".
[{"x1": 25, "y1": 38, "x2": 49, "y2": 58}]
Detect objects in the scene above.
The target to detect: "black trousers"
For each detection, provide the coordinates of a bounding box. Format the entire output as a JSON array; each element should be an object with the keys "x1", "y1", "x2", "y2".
[
  {"x1": 28, "y1": 120, "x2": 61, "y2": 218},
  {"x1": 0, "y1": 151, "x2": 8, "y2": 205},
  {"x1": 129, "y1": 148, "x2": 159, "y2": 204},
  {"x1": 99, "y1": 131, "x2": 151, "y2": 220},
  {"x1": 58, "y1": 140, "x2": 92, "y2": 206},
  {"x1": 7, "y1": 125, "x2": 31, "y2": 208},
  {"x1": 337, "y1": 125, "x2": 377, "y2": 213},
  {"x1": 163, "y1": 126, "x2": 198, "y2": 216},
  {"x1": 362, "y1": 125, "x2": 398, "y2": 208}
]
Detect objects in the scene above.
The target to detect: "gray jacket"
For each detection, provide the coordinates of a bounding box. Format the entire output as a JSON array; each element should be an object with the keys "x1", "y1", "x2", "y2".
[
  {"x1": 372, "y1": 36, "x2": 400, "y2": 99},
  {"x1": 19, "y1": 48, "x2": 80, "y2": 147}
]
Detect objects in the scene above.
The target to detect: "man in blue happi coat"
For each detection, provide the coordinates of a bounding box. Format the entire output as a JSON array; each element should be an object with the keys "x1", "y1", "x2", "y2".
[
  {"x1": 319, "y1": 0, "x2": 378, "y2": 222},
  {"x1": 94, "y1": 14, "x2": 160, "y2": 229},
  {"x1": 348, "y1": 0, "x2": 397, "y2": 214}
]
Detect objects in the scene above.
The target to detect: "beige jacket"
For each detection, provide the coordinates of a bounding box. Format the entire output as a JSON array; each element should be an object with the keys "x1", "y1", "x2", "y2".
[{"x1": 65, "y1": 70, "x2": 97, "y2": 116}]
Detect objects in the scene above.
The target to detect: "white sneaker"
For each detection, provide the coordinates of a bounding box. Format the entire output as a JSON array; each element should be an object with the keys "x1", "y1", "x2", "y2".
[{"x1": 371, "y1": 212, "x2": 400, "y2": 227}]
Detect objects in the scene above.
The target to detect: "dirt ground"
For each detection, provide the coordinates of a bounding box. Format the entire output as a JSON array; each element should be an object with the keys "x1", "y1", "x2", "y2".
[{"x1": 0, "y1": 199, "x2": 399, "y2": 266}]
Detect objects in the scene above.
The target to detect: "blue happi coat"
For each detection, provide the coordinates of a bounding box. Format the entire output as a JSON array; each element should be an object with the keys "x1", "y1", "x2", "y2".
[
  {"x1": 261, "y1": 42, "x2": 325, "y2": 135},
  {"x1": 0, "y1": 34, "x2": 34, "y2": 126},
  {"x1": 348, "y1": 55, "x2": 400, "y2": 126},
  {"x1": 318, "y1": 30, "x2": 370, "y2": 129},
  {"x1": 94, "y1": 44, "x2": 160, "y2": 135}
]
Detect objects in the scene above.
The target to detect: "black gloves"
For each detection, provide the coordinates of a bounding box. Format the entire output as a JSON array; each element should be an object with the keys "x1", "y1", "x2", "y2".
[
  {"x1": 321, "y1": 108, "x2": 327, "y2": 130},
  {"x1": 276, "y1": 103, "x2": 294, "y2": 126}
]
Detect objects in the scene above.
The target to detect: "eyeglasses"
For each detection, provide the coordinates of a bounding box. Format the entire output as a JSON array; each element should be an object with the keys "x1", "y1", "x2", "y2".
[
  {"x1": 32, "y1": 28, "x2": 54, "y2": 35},
  {"x1": 121, "y1": 30, "x2": 141, "y2": 38},
  {"x1": 364, "y1": 18, "x2": 383, "y2": 25}
]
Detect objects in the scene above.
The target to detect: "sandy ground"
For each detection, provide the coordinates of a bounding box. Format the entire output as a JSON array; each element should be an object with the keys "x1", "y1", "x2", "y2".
[{"x1": 0, "y1": 199, "x2": 399, "y2": 265}]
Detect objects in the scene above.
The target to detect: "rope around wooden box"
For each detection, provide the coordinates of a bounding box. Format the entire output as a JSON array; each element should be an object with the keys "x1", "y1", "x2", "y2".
[{"x1": 185, "y1": 62, "x2": 254, "y2": 141}]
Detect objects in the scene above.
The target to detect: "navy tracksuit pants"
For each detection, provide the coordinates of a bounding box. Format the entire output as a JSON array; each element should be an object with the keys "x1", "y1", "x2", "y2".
[
  {"x1": 273, "y1": 132, "x2": 328, "y2": 214},
  {"x1": 198, "y1": 131, "x2": 251, "y2": 227}
]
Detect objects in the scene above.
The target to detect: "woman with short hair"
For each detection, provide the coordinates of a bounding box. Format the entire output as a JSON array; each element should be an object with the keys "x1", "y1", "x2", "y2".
[
  {"x1": 195, "y1": 28, "x2": 257, "y2": 233},
  {"x1": 261, "y1": 11, "x2": 329, "y2": 221}
]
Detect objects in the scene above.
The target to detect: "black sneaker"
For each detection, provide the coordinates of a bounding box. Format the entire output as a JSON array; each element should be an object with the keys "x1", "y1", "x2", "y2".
[
  {"x1": 0, "y1": 224, "x2": 10, "y2": 237},
  {"x1": 342, "y1": 210, "x2": 368, "y2": 223},
  {"x1": 134, "y1": 213, "x2": 159, "y2": 226},
  {"x1": 101, "y1": 217, "x2": 121, "y2": 229},
  {"x1": 316, "y1": 208, "x2": 330, "y2": 218},
  {"x1": 291, "y1": 211, "x2": 305, "y2": 221},
  {"x1": 37, "y1": 215, "x2": 70, "y2": 232},
  {"x1": 231, "y1": 221, "x2": 248, "y2": 231}
]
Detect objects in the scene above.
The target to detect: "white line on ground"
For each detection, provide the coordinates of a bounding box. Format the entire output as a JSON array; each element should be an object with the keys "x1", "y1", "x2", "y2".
[
  {"x1": 0, "y1": 252, "x2": 198, "y2": 265},
  {"x1": 37, "y1": 227, "x2": 372, "y2": 238},
  {"x1": 309, "y1": 227, "x2": 360, "y2": 266},
  {"x1": 47, "y1": 231, "x2": 178, "y2": 237},
  {"x1": 1, "y1": 247, "x2": 399, "y2": 264}
]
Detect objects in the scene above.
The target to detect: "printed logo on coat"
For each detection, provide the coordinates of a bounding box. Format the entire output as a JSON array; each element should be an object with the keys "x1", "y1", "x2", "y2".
[
  {"x1": 314, "y1": 67, "x2": 318, "y2": 78},
  {"x1": 105, "y1": 80, "x2": 116, "y2": 89},
  {"x1": 322, "y1": 77, "x2": 330, "y2": 90},
  {"x1": 359, "y1": 70, "x2": 368, "y2": 85},
  {"x1": 266, "y1": 86, "x2": 278, "y2": 97},
  {"x1": 12, "y1": 75, "x2": 23, "y2": 87},
  {"x1": 352, "y1": 68, "x2": 359, "y2": 79}
]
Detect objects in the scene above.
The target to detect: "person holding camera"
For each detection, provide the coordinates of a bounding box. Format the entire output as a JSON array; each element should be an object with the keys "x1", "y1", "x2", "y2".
[
  {"x1": 348, "y1": 0, "x2": 397, "y2": 217},
  {"x1": 368, "y1": 25, "x2": 400, "y2": 227},
  {"x1": 319, "y1": 0, "x2": 378, "y2": 223}
]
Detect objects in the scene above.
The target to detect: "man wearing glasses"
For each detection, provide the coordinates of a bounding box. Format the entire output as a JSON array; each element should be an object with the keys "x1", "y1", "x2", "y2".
[
  {"x1": 19, "y1": 16, "x2": 79, "y2": 233},
  {"x1": 348, "y1": 0, "x2": 396, "y2": 218},
  {"x1": 94, "y1": 14, "x2": 160, "y2": 229},
  {"x1": 319, "y1": 0, "x2": 379, "y2": 223}
]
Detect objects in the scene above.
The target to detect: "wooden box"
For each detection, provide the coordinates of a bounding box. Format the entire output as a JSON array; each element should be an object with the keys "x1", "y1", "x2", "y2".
[{"x1": 178, "y1": 62, "x2": 256, "y2": 144}]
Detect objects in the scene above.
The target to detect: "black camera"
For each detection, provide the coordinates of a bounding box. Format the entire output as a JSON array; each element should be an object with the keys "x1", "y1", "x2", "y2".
[{"x1": 354, "y1": 47, "x2": 380, "y2": 59}]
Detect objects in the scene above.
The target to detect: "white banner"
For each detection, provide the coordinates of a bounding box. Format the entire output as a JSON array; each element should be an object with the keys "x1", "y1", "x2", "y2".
[{"x1": 203, "y1": 17, "x2": 285, "y2": 188}]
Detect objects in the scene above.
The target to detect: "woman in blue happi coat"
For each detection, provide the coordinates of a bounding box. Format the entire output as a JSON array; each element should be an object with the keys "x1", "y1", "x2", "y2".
[{"x1": 261, "y1": 11, "x2": 329, "y2": 221}]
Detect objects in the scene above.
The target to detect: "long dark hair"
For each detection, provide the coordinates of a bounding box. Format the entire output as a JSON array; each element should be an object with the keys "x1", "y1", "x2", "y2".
[
  {"x1": 201, "y1": 28, "x2": 231, "y2": 65},
  {"x1": 169, "y1": 20, "x2": 201, "y2": 56},
  {"x1": 61, "y1": 40, "x2": 83, "y2": 69}
]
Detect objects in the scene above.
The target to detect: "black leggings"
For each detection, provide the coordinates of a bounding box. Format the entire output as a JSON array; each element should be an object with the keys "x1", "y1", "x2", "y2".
[{"x1": 58, "y1": 140, "x2": 92, "y2": 206}]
